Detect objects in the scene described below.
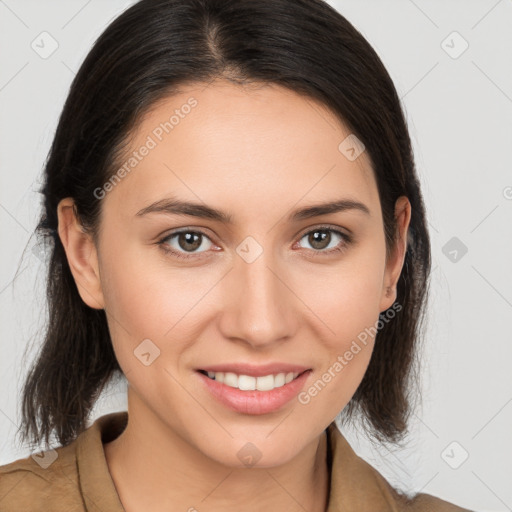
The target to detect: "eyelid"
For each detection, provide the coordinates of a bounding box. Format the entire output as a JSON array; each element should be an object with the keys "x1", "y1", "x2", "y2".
[
  {"x1": 295, "y1": 223, "x2": 352, "y2": 241},
  {"x1": 158, "y1": 223, "x2": 353, "y2": 259},
  {"x1": 293, "y1": 224, "x2": 353, "y2": 256},
  {"x1": 157, "y1": 227, "x2": 217, "y2": 260}
]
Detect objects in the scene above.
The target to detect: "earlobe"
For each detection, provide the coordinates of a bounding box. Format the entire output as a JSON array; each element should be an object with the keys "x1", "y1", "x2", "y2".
[
  {"x1": 57, "y1": 198, "x2": 105, "y2": 310},
  {"x1": 379, "y1": 196, "x2": 411, "y2": 313}
]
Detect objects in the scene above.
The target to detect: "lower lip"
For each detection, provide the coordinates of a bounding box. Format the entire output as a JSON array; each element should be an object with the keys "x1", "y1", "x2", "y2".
[{"x1": 196, "y1": 370, "x2": 312, "y2": 415}]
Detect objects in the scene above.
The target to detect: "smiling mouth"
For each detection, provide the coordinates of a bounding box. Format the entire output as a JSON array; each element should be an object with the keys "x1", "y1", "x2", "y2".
[{"x1": 197, "y1": 369, "x2": 310, "y2": 392}]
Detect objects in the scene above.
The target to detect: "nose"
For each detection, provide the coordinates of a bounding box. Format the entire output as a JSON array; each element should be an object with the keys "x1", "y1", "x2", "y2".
[{"x1": 218, "y1": 248, "x2": 297, "y2": 349}]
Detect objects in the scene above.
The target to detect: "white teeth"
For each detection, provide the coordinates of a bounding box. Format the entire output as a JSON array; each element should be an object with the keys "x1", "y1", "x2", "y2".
[
  {"x1": 204, "y1": 371, "x2": 301, "y2": 391},
  {"x1": 238, "y1": 375, "x2": 256, "y2": 390},
  {"x1": 274, "y1": 373, "x2": 286, "y2": 387},
  {"x1": 256, "y1": 374, "x2": 274, "y2": 391},
  {"x1": 224, "y1": 372, "x2": 238, "y2": 387}
]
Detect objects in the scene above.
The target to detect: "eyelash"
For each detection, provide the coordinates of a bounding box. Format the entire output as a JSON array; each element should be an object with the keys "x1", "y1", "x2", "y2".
[{"x1": 157, "y1": 225, "x2": 353, "y2": 261}]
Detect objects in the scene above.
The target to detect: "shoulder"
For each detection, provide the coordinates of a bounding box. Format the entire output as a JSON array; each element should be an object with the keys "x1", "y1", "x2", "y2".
[
  {"x1": 0, "y1": 412, "x2": 128, "y2": 512},
  {"x1": 394, "y1": 489, "x2": 476, "y2": 511},
  {"x1": 0, "y1": 442, "x2": 84, "y2": 512},
  {"x1": 325, "y1": 422, "x2": 474, "y2": 511},
  {"x1": 372, "y1": 460, "x2": 475, "y2": 511}
]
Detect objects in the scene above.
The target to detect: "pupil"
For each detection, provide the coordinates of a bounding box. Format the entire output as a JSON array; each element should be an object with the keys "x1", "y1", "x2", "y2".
[
  {"x1": 179, "y1": 232, "x2": 201, "y2": 251},
  {"x1": 309, "y1": 230, "x2": 330, "y2": 250}
]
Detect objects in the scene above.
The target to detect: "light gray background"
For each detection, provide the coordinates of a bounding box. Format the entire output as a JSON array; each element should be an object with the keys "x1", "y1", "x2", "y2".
[{"x1": 1, "y1": 1, "x2": 511, "y2": 511}]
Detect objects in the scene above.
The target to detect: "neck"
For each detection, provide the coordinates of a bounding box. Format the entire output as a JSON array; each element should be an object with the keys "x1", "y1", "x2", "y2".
[{"x1": 104, "y1": 388, "x2": 329, "y2": 512}]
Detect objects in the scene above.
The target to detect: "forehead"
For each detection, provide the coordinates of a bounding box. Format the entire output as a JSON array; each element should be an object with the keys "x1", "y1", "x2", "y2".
[{"x1": 105, "y1": 79, "x2": 378, "y2": 222}]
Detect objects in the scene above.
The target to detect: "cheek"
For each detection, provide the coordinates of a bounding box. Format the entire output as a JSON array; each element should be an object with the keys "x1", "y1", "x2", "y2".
[
  {"x1": 97, "y1": 245, "x2": 172, "y2": 359},
  {"x1": 98, "y1": 243, "x2": 214, "y2": 366},
  {"x1": 298, "y1": 249, "x2": 384, "y2": 404},
  {"x1": 305, "y1": 249, "x2": 386, "y2": 344}
]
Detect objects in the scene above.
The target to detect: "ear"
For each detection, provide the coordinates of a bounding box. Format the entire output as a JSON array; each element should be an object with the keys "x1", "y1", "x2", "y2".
[
  {"x1": 379, "y1": 195, "x2": 411, "y2": 313},
  {"x1": 57, "y1": 198, "x2": 105, "y2": 310}
]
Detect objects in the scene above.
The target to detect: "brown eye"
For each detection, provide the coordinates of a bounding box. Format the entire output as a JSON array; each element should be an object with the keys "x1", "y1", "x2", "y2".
[
  {"x1": 176, "y1": 232, "x2": 203, "y2": 252},
  {"x1": 305, "y1": 229, "x2": 332, "y2": 250},
  {"x1": 159, "y1": 230, "x2": 214, "y2": 259},
  {"x1": 297, "y1": 227, "x2": 351, "y2": 255}
]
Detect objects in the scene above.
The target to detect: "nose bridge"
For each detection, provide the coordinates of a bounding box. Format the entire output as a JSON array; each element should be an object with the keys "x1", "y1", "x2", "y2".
[{"x1": 222, "y1": 240, "x2": 295, "y2": 346}]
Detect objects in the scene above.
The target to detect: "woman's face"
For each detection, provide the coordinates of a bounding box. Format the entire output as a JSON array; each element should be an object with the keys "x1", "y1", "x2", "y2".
[{"x1": 60, "y1": 79, "x2": 410, "y2": 467}]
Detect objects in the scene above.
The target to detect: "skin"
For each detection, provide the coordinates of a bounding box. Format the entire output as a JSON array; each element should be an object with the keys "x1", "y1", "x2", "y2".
[{"x1": 57, "y1": 79, "x2": 411, "y2": 512}]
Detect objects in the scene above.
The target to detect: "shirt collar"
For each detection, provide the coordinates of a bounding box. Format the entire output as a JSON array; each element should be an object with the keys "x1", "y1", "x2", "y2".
[
  {"x1": 77, "y1": 411, "x2": 127, "y2": 512},
  {"x1": 325, "y1": 422, "x2": 398, "y2": 511},
  {"x1": 76, "y1": 412, "x2": 396, "y2": 512}
]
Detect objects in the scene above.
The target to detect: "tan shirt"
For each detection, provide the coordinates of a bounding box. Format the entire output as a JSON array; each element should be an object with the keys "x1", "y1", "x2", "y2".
[{"x1": 0, "y1": 411, "x2": 473, "y2": 511}]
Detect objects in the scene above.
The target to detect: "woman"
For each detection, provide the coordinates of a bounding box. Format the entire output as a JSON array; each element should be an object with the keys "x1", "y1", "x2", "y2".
[{"x1": 0, "y1": 0, "x2": 473, "y2": 510}]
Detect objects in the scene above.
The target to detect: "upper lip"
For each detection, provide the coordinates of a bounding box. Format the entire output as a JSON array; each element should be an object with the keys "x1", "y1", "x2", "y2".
[{"x1": 197, "y1": 363, "x2": 311, "y2": 377}]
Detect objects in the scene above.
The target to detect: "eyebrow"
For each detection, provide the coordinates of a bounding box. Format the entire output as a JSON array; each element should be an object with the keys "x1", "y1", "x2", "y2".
[{"x1": 135, "y1": 197, "x2": 371, "y2": 223}]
